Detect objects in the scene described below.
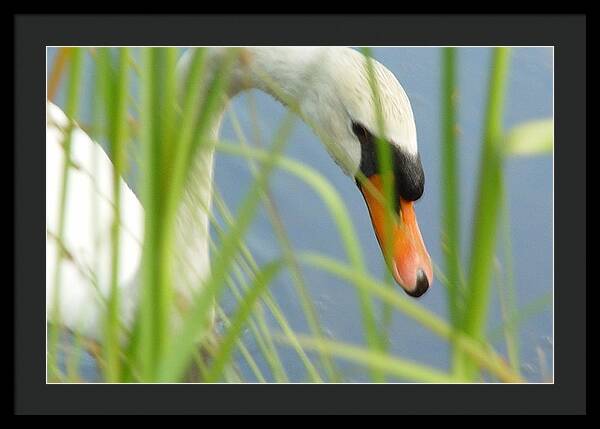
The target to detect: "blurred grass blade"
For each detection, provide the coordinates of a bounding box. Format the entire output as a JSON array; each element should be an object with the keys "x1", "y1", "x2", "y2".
[
  {"x1": 216, "y1": 141, "x2": 383, "y2": 381},
  {"x1": 488, "y1": 292, "x2": 551, "y2": 342},
  {"x1": 206, "y1": 197, "x2": 294, "y2": 382},
  {"x1": 155, "y1": 115, "x2": 295, "y2": 382},
  {"x1": 99, "y1": 48, "x2": 131, "y2": 382},
  {"x1": 215, "y1": 307, "x2": 268, "y2": 383},
  {"x1": 259, "y1": 49, "x2": 385, "y2": 381},
  {"x1": 66, "y1": 330, "x2": 86, "y2": 382},
  {"x1": 276, "y1": 334, "x2": 457, "y2": 383},
  {"x1": 216, "y1": 249, "x2": 290, "y2": 382},
  {"x1": 205, "y1": 261, "x2": 283, "y2": 382},
  {"x1": 504, "y1": 118, "x2": 554, "y2": 156},
  {"x1": 149, "y1": 48, "x2": 179, "y2": 373},
  {"x1": 361, "y1": 48, "x2": 396, "y2": 376},
  {"x1": 298, "y1": 252, "x2": 523, "y2": 383},
  {"x1": 441, "y1": 47, "x2": 463, "y2": 323},
  {"x1": 228, "y1": 104, "x2": 337, "y2": 381},
  {"x1": 497, "y1": 189, "x2": 520, "y2": 374},
  {"x1": 48, "y1": 47, "x2": 84, "y2": 381},
  {"x1": 440, "y1": 47, "x2": 468, "y2": 378},
  {"x1": 360, "y1": 47, "x2": 396, "y2": 263},
  {"x1": 462, "y1": 47, "x2": 511, "y2": 380},
  {"x1": 138, "y1": 47, "x2": 163, "y2": 380}
]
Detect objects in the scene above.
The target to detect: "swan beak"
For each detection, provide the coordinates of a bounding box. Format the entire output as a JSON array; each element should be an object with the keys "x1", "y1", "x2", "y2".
[{"x1": 359, "y1": 175, "x2": 433, "y2": 297}]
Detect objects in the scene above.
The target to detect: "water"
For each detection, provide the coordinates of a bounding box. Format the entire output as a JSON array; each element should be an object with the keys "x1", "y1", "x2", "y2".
[{"x1": 48, "y1": 47, "x2": 553, "y2": 382}]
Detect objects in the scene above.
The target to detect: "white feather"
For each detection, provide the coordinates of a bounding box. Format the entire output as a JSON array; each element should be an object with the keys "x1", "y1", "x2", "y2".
[{"x1": 46, "y1": 102, "x2": 143, "y2": 339}]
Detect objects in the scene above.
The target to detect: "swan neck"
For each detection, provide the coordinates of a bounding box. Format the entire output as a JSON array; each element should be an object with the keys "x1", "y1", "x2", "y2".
[{"x1": 174, "y1": 47, "x2": 325, "y2": 296}]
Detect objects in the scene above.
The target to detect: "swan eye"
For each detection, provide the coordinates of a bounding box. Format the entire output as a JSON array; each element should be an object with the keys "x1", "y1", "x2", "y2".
[{"x1": 351, "y1": 120, "x2": 424, "y2": 203}]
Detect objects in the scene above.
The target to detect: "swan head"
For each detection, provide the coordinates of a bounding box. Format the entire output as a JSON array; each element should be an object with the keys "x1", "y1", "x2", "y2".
[
  {"x1": 195, "y1": 47, "x2": 433, "y2": 297},
  {"x1": 293, "y1": 48, "x2": 433, "y2": 297}
]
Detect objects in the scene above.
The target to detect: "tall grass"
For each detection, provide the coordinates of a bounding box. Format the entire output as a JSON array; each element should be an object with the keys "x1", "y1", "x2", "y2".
[
  {"x1": 460, "y1": 48, "x2": 511, "y2": 380},
  {"x1": 101, "y1": 47, "x2": 130, "y2": 382},
  {"x1": 440, "y1": 47, "x2": 473, "y2": 379},
  {"x1": 48, "y1": 47, "x2": 84, "y2": 381},
  {"x1": 47, "y1": 47, "x2": 551, "y2": 383},
  {"x1": 227, "y1": 103, "x2": 338, "y2": 381}
]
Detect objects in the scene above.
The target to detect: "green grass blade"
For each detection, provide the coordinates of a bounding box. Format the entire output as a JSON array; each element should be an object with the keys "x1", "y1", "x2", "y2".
[
  {"x1": 214, "y1": 307, "x2": 268, "y2": 383},
  {"x1": 213, "y1": 189, "x2": 323, "y2": 382},
  {"x1": 441, "y1": 47, "x2": 468, "y2": 378},
  {"x1": 215, "y1": 249, "x2": 289, "y2": 382},
  {"x1": 496, "y1": 189, "x2": 520, "y2": 374},
  {"x1": 136, "y1": 47, "x2": 200, "y2": 381},
  {"x1": 361, "y1": 48, "x2": 397, "y2": 367},
  {"x1": 208, "y1": 193, "x2": 294, "y2": 382},
  {"x1": 100, "y1": 47, "x2": 131, "y2": 382},
  {"x1": 137, "y1": 47, "x2": 160, "y2": 380},
  {"x1": 246, "y1": 58, "x2": 382, "y2": 380},
  {"x1": 66, "y1": 329, "x2": 86, "y2": 382},
  {"x1": 155, "y1": 115, "x2": 295, "y2": 382},
  {"x1": 205, "y1": 261, "x2": 283, "y2": 382},
  {"x1": 151, "y1": 48, "x2": 179, "y2": 374},
  {"x1": 462, "y1": 47, "x2": 511, "y2": 379},
  {"x1": 488, "y1": 292, "x2": 551, "y2": 343},
  {"x1": 216, "y1": 141, "x2": 382, "y2": 381},
  {"x1": 441, "y1": 47, "x2": 463, "y2": 323},
  {"x1": 48, "y1": 47, "x2": 84, "y2": 380},
  {"x1": 228, "y1": 103, "x2": 338, "y2": 381},
  {"x1": 299, "y1": 252, "x2": 524, "y2": 383},
  {"x1": 166, "y1": 48, "x2": 209, "y2": 213},
  {"x1": 276, "y1": 334, "x2": 457, "y2": 383}
]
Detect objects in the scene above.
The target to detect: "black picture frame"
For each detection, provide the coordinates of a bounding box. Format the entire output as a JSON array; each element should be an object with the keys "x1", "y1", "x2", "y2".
[{"x1": 14, "y1": 14, "x2": 586, "y2": 415}]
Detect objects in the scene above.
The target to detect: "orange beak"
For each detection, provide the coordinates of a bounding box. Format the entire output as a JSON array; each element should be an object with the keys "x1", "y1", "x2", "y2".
[{"x1": 359, "y1": 175, "x2": 433, "y2": 297}]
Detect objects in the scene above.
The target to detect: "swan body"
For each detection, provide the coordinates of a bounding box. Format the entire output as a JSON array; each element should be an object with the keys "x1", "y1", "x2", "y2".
[
  {"x1": 46, "y1": 47, "x2": 432, "y2": 341},
  {"x1": 46, "y1": 102, "x2": 143, "y2": 337}
]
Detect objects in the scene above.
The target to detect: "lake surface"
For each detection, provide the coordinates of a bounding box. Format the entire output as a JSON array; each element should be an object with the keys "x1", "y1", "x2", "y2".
[{"x1": 47, "y1": 47, "x2": 553, "y2": 382}]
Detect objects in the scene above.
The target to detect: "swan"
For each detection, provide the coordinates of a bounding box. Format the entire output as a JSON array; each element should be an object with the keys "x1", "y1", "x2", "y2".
[{"x1": 46, "y1": 47, "x2": 433, "y2": 342}]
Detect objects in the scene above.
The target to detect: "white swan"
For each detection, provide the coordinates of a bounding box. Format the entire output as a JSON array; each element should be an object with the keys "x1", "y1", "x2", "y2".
[{"x1": 46, "y1": 47, "x2": 433, "y2": 341}]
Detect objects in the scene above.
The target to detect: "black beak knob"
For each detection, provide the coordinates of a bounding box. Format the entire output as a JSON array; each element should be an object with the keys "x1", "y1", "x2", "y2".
[{"x1": 406, "y1": 269, "x2": 429, "y2": 298}]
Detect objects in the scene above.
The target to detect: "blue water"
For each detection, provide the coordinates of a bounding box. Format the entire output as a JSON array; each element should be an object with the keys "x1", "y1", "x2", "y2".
[{"x1": 48, "y1": 47, "x2": 553, "y2": 382}]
